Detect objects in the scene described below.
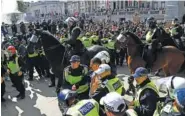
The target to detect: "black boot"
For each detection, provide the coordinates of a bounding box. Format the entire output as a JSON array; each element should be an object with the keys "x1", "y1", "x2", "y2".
[
  {"x1": 28, "y1": 77, "x2": 33, "y2": 81},
  {"x1": 20, "y1": 94, "x2": 25, "y2": 99},
  {"x1": 48, "y1": 83, "x2": 55, "y2": 87},
  {"x1": 16, "y1": 93, "x2": 21, "y2": 98},
  {"x1": 1, "y1": 98, "x2": 6, "y2": 102}
]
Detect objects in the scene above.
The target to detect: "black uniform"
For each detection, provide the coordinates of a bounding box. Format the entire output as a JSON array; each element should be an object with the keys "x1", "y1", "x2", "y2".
[
  {"x1": 134, "y1": 78, "x2": 159, "y2": 116},
  {"x1": 20, "y1": 22, "x2": 27, "y2": 35},
  {"x1": 1, "y1": 66, "x2": 6, "y2": 102},
  {"x1": 7, "y1": 55, "x2": 25, "y2": 98},
  {"x1": 171, "y1": 24, "x2": 184, "y2": 49},
  {"x1": 11, "y1": 24, "x2": 17, "y2": 34}
]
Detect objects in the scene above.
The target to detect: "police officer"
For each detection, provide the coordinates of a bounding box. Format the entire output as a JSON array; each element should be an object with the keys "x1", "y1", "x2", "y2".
[
  {"x1": 90, "y1": 64, "x2": 125, "y2": 103},
  {"x1": 129, "y1": 67, "x2": 159, "y2": 116},
  {"x1": 62, "y1": 55, "x2": 89, "y2": 100},
  {"x1": 35, "y1": 21, "x2": 40, "y2": 29},
  {"x1": 1, "y1": 66, "x2": 6, "y2": 102},
  {"x1": 28, "y1": 22, "x2": 35, "y2": 32},
  {"x1": 80, "y1": 32, "x2": 93, "y2": 48},
  {"x1": 11, "y1": 22, "x2": 17, "y2": 35},
  {"x1": 64, "y1": 17, "x2": 84, "y2": 55},
  {"x1": 27, "y1": 39, "x2": 43, "y2": 81},
  {"x1": 160, "y1": 88, "x2": 185, "y2": 116},
  {"x1": 106, "y1": 36, "x2": 116, "y2": 65},
  {"x1": 58, "y1": 89, "x2": 100, "y2": 116},
  {"x1": 145, "y1": 17, "x2": 164, "y2": 70},
  {"x1": 170, "y1": 18, "x2": 184, "y2": 50},
  {"x1": 20, "y1": 22, "x2": 27, "y2": 35},
  {"x1": 6, "y1": 46, "x2": 25, "y2": 99},
  {"x1": 100, "y1": 92, "x2": 138, "y2": 116}
]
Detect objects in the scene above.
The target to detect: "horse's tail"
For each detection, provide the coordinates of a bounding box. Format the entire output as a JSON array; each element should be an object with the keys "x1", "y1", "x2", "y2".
[{"x1": 179, "y1": 51, "x2": 185, "y2": 72}]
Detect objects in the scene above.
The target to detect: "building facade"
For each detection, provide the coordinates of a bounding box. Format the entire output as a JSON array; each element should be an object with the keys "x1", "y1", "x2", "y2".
[{"x1": 26, "y1": 1, "x2": 66, "y2": 22}]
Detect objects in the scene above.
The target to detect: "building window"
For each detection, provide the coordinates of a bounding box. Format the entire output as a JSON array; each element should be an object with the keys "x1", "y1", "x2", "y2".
[
  {"x1": 121, "y1": 1, "x2": 124, "y2": 9},
  {"x1": 153, "y1": 2, "x2": 158, "y2": 9},
  {"x1": 161, "y1": 1, "x2": 165, "y2": 8},
  {"x1": 125, "y1": 1, "x2": 128, "y2": 7},
  {"x1": 146, "y1": 2, "x2": 150, "y2": 8},
  {"x1": 134, "y1": 1, "x2": 138, "y2": 7}
]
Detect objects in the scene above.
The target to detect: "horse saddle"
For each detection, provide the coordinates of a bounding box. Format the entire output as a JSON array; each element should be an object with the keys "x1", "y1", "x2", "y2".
[{"x1": 142, "y1": 43, "x2": 162, "y2": 68}]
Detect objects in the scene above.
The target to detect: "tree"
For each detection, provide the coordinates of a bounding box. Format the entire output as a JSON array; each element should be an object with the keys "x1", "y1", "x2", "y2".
[{"x1": 17, "y1": 0, "x2": 27, "y2": 12}]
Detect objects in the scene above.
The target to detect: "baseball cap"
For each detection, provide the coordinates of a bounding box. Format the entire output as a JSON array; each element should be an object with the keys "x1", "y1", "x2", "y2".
[
  {"x1": 94, "y1": 64, "x2": 111, "y2": 75},
  {"x1": 70, "y1": 55, "x2": 80, "y2": 62},
  {"x1": 100, "y1": 92, "x2": 126, "y2": 113},
  {"x1": 132, "y1": 67, "x2": 148, "y2": 78}
]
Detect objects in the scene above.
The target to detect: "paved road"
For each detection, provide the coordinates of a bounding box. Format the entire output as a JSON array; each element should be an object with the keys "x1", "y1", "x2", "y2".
[{"x1": 1, "y1": 64, "x2": 184, "y2": 116}]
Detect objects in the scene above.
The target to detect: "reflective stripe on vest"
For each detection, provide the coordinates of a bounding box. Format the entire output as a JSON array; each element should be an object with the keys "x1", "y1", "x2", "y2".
[
  {"x1": 28, "y1": 52, "x2": 38, "y2": 58},
  {"x1": 126, "y1": 109, "x2": 138, "y2": 116},
  {"x1": 160, "y1": 102, "x2": 179, "y2": 115},
  {"x1": 107, "y1": 40, "x2": 115, "y2": 49},
  {"x1": 64, "y1": 66, "x2": 89, "y2": 93},
  {"x1": 101, "y1": 38, "x2": 109, "y2": 48},
  {"x1": 134, "y1": 81, "x2": 159, "y2": 107},
  {"x1": 146, "y1": 29, "x2": 156, "y2": 43},
  {"x1": 81, "y1": 37, "x2": 92, "y2": 48},
  {"x1": 7, "y1": 57, "x2": 20, "y2": 74},
  {"x1": 66, "y1": 99, "x2": 100, "y2": 116},
  {"x1": 105, "y1": 77, "x2": 124, "y2": 95},
  {"x1": 170, "y1": 27, "x2": 178, "y2": 36}
]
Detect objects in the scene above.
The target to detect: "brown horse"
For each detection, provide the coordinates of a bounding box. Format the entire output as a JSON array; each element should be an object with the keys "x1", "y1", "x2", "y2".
[{"x1": 115, "y1": 31, "x2": 185, "y2": 76}]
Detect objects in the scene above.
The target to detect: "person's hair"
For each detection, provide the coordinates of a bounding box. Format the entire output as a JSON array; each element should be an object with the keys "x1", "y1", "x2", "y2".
[{"x1": 91, "y1": 58, "x2": 102, "y2": 65}]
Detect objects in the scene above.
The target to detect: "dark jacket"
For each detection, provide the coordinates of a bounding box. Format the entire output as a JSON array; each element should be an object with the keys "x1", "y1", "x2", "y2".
[
  {"x1": 62, "y1": 65, "x2": 89, "y2": 89},
  {"x1": 11, "y1": 24, "x2": 17, "y2": 34},
  {"x1": 134, "y1": 78, "x2": 159, "y2": 116},
  {"x1": 7, "y1": 54, "x2": 26, "y2": 74},
  {"x1": 90, "y1": 74, "x2": 118, "y2": 103}
]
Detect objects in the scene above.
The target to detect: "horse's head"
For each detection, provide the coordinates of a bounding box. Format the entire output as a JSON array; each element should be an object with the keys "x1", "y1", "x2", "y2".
[{"x1": 116, "y1": 31, "x2": 143, "y2": 56}]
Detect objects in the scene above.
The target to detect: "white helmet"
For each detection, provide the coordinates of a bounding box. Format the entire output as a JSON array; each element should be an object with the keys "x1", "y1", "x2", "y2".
[
  {"x1": 166, "y1": 76, "x2": 185, "y2": 98},
  {"x1": 65, "y1": 17, "x2": 78, "y2": 25},
  {"x1": 94, "y1": 51, "x2": 110, "y2": 64},
  {"x1": 94, "y1": 64, "x2": 111, "y2": 75}
]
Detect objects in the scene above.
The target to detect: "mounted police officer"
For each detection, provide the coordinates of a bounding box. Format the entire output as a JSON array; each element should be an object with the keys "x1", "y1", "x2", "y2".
[
  {"x1": 58, "y1": 89, "x2": 100, "y2": 116},
  {"x1": 145, "y1": 17, "x2": 163, "y2": 70},
  {"x1": 170, "y1": 18, "x2": 184, "y2": 50},
  {"x1": 64, "y1": 17, "x2": 84, "y2": 56}
]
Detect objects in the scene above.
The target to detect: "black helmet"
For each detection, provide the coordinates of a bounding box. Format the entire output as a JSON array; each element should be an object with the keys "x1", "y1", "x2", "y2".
[
  {"x1": 146, "y1": 17, "x2": 156, "y2": 29},
  {"x1": 58, "y1": 89, "x2": 77, "y2": 101},
  {"x1": 58, "y1": 89, "x2": 77, "y2": 112}
]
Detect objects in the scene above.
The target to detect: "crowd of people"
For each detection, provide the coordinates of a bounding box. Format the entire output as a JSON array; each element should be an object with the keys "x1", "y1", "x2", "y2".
[{"x1": 1, "y1": 16, "x2": 185, "y2": 116}]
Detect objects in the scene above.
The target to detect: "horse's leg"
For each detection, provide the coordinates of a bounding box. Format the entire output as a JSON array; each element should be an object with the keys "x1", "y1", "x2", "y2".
[{"x1": 162, "y1": 65, "x2": 171, "y2": 76}]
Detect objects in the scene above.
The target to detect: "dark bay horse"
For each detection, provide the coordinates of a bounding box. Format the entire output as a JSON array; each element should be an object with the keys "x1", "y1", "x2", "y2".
[
  {"x1": 32, "y1": 30, "x2": 116, "y2": 88},
  {"x1": 116, "y1": 31, "x2": 185, "y2": 76}
]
